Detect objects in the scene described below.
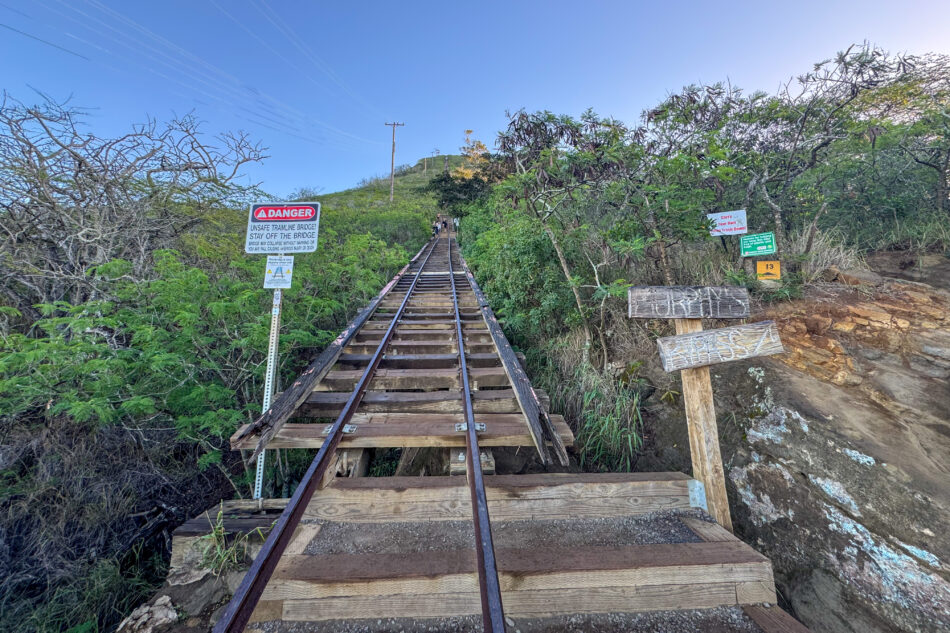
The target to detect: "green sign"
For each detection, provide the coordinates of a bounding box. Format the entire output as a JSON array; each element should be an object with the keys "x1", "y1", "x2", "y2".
[{"x1": 740, "y1": 232, "x2": 776, "y2": 257}]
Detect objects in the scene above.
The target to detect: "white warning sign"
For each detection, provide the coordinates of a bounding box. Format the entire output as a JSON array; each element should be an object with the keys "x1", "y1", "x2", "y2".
[
  {"x1": 264, "y1": 255, "x2": 294, "y2": 289},
  {"x1": 706, "y1": 209, "x2": 748, "y2": 237},
  {"x1": 245, "y1": 202, "x2": 320, "y2": 254}
]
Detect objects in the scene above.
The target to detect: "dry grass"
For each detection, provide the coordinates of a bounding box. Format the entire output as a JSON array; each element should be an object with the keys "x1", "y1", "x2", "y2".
[
  {"x1": 0, "y1": 417, "x2": 231, "y2": 632},
  {"x1": 787, "y1": 229, "x2": 866, "y2": 282}
]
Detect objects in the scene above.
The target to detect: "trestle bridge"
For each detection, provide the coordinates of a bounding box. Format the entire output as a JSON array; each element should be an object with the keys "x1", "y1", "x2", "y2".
[{"x1": 173, "y1": 228, "x2": 809, "y2": 633}]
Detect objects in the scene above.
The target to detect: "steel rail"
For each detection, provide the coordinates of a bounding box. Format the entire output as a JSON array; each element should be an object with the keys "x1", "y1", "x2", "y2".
[
  {"x1": 213, "y1": 237, "x2": 441, "y2": 633},
  {"x1": 447, "y1": 234, "x2": 507, "y2": 631}
]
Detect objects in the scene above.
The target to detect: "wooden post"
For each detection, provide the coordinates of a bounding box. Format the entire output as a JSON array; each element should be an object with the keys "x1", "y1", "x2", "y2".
[
  {"x1": 384, "y1": 122, "x2": 405, "y2": 202},
  {"x1": 628, "y1": 286, "x2": 784, "y2": 534},
  {"x1": 674, "y1": 318, "x2": 733, "y2": 532}
]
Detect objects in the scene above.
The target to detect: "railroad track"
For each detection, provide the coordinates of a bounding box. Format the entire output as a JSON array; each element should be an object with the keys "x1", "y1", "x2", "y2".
[
  {"x1": 216, "y1": 231, "x2": 565, "y2": 632},
  {"x1": 172, "y1": 224, "x2": 802, "y2": 633}
]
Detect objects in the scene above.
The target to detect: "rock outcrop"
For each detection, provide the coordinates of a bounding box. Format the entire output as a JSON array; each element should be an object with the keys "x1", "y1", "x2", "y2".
[{"x1": 638, "y1": 258, "x2": 950, "y2": 633}]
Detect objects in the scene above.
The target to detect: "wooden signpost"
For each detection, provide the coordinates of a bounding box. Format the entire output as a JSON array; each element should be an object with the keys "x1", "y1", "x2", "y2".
[{"x1": 628, "y1": 286, "x2": 785, "y2": 532}]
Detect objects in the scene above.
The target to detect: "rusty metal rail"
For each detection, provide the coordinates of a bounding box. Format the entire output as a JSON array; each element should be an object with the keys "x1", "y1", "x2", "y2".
[
  {"x1": 212, "y1": 237, "x2": 441, "y2": 633},
  {"x1": 447, "y1": 235, "x2": 507, "y2": 631}
]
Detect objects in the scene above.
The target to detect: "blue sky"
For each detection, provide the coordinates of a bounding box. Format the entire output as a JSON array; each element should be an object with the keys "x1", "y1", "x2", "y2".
[{"x1": 3, "y1": 0, "x2": 949, "y2": 196}]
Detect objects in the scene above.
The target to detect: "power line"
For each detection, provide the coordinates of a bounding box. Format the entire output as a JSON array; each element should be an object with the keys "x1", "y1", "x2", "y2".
[
  {"x1": 0, "y1": 22, "x2": 89, "y2": 60},
  {"x1": 248, "y1": 0, "x2": 386, "y2": 120},
  {"x1": 37, "y1": 0, "x2": 352, "y2": 149},
  {"x1": 0, "y1": 2, "x2": 32, "y2": 19},
  {"x1": 84, "y1": 0, "x2": 379, "y2": 146}
]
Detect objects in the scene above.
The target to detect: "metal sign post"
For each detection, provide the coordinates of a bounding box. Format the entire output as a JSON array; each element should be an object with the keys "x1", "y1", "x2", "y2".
[
  {"x1": 245, "y1": 202, "x2": 320, "y2": 500},
  {"x1": 254, "y1": 287, "x2": 282, "y2": 499}
]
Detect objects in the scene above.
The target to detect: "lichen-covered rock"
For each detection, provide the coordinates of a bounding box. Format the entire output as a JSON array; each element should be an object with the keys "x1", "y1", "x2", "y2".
[
  {"x1": 117, "y1": 595, "x2": 178, "y2": 632},
  {"x1": 638, "y1": 272, "x2": 950, "y2": 633}
]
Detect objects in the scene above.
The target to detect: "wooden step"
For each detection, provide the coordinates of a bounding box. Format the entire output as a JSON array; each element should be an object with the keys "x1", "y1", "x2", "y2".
[
  {"x1": 345, "y1": 342, "x2": 496, "y2": 355},
  {"x1": 362, "y1": 320, "x2": 487, "y2": 330},
  {"x1": 262, "y1": 541, "x2": 774, "y2": 621},
  {"x1": 231, "y1": 413, "x2": 574, "y2": 450},
  {"x1": 356, "y1": 329, "x2": 492, "y2": 342},
  {"x1": 313, "y1": 367, "x2": 510, "y2": 391},
  {"x1": 336, "y1": 353, "x2": 500, "y2": 370},
  {"x1": 302, "y1": 473, "x2": 696, "y2": 522},
  {"x1": 301, "y1": 388, "x2": 549, "y2": 416},
  {"x1": 239, "y1": 474, "x2": 774, "y2": 624},
  {"x1": 346, "y1": 341, "x2": 457, "y2": 354}
]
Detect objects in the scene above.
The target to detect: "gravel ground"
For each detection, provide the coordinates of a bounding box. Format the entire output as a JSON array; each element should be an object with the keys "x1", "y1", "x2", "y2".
[
  {"x1": 256, "y1": 606, "x2": 764, "y2": 633},
  {"x1": 304, "y1": 509, "x2": 711, "y2": 556}
]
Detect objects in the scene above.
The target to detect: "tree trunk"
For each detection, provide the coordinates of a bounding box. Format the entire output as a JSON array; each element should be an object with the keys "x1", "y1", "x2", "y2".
[
  {"x1": 644, "y1": 198, "x2": 674, "y2": 285},
  {"x1": 938, "y1": 153, "x2": 949, "y2": 216},
  {"x1": 542, "y1": 222, "x2": 592, "y2": 363},
  {"x1": 656, "y1": 238, "x2": 675, "y2": 286},
  {"x1": 803, "y1": 202, "x2": 829, "y2": 255},
  {"x1": 759, "y1": 182, "x2": 786, "y2": 255}
]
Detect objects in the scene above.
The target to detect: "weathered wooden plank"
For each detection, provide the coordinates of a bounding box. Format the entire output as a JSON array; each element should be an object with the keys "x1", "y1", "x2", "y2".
[
  {"x1": 265, "y1": 540, "x2": 773, "y2": 618},
  {"x1": 233, "y1": 240, "x2": 432, "y2": 459},
  {"x1": 174, "y1": 516, "x2": 275, "y2": 537},
  {"x1": 337, "y1": 353, "x2": 499, "y2": 369},
  {"x1": 628, "y1": 285, "x2": 750, "y2": 319},
  {"x1": 657, "y1": 320, "x2": 784, "y2": 372},
  {"x1": 313, "y1": 366, "x2": 510, "y2": 391},
  {"x1": 302, "y1": 474, "x2": 693, "y2": 522},
  {"x1": 334, "y1": 472, "x2": 689, "y2": 488},
  {"x1": 500, "y1": 583, "x2": 746, "y2": 617},
  {"x1": 247, "y1": 600, "x2": 283, "y2": 624},
  {"x1": 736, "y1": 580, "x2": 778, "y2": 604},
  {"x1": 680, "y1": 517, "x2": 736, "y2": 542},
  {"x1": 275, "y1": 583, "x2": 746, "y2": 621},
  {"x1": 302, "y1": 388, "x2": 550, "y2": 416},
  {"x1": 362, "y1": 319, "x2": 487, "y2": 330},
  {"x1": 230, "y1": 414, "x2": 574, "y2": 450},
  {"x1": 743, "y1": 605, "x2": 813, "y2": 632},
  {"x1": 275, "y1": 542, "x2": 768, "y2": 583}
]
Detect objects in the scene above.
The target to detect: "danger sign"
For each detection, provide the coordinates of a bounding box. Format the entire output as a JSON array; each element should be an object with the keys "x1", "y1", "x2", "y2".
[{"x1": 245, "y1": 201, "x2": 320, "y2": 254}]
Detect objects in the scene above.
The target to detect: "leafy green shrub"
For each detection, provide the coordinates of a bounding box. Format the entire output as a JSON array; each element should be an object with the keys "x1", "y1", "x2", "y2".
[{"x1": 573, "y1": 366, "x2": 644, "y2": 472}]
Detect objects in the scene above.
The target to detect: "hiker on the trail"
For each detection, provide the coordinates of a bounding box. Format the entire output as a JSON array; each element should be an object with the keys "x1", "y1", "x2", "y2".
[{"x1": 432, "y1": 221, "x2": 439, "y2": 236}]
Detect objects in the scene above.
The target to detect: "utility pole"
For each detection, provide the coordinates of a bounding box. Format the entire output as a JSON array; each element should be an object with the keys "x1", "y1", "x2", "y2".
[{"x1": 385, "y1": 122, "x2": 404, "y2": 202}]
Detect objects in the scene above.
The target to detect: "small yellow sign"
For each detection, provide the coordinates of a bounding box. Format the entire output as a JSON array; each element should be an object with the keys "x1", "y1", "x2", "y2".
[{"x1": 756, "y1": 260, "x2": 781, "y2": 280}]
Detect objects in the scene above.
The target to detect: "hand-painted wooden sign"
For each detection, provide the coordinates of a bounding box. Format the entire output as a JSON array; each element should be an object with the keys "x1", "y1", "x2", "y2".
[
  {"x1": 656, "y1": 321, "x2": 785, "y2": 372},
  {"x1": 628, "y1": 286, "x2": 750, "y2": 319},
  {"x1": 627, "y1": 285, "x2": 785, "y2": 534}
]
